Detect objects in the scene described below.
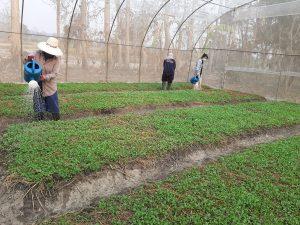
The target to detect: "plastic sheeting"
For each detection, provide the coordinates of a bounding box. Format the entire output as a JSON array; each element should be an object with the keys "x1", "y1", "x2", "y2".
[{"x1": 0, "y1": 0, "x2": 299, "y2": 102}]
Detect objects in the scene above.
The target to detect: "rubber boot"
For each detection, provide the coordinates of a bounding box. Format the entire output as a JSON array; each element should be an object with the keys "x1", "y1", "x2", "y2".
[
  {"x1": 162, "y1": 82, "x2": 167, "y2": 90},
  {"x1": 52, "y1": 113, "x2": 60, "y2": 121},
  {"x1": 167, "y1": 83, "x2": 172, "y2": 90}
]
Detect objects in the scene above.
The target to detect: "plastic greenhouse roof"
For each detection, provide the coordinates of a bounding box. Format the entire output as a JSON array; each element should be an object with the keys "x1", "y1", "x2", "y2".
[{"x1": 1, "y1": 0, "x2": 298, "y2": 52}]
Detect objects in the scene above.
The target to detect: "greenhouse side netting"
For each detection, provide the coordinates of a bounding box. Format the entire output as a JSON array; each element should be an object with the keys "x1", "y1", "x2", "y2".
[{"x1": 0, "y1": 0, "x2": 299, "y2": 102}]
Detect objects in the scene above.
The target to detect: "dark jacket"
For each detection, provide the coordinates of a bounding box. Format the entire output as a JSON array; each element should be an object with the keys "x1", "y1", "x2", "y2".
[{"x1": 162, "y1": 58, "x2": 176, "y2": 81}]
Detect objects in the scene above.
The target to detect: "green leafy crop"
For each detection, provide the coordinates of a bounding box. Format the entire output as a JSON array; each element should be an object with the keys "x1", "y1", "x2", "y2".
[
  {"x1": 41, "y1": 136, "x2": 300, "y2": 225},
  {"x1": 1, "y1": 101, "x2": 299, "y2": 185},
  {"x1": 0, "y1": 89, "x2": 263, "y2": 118},
  {"x1": 0, "y1": 82, "x2": 191, "y2": 98}
]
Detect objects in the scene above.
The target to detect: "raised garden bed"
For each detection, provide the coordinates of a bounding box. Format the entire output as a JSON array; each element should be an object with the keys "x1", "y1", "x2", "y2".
[
  {"x1": 1, "y1": 101, "x2": 299, "y2": 187},
  {"x1": 0, "y1": 89, "x2": 263, "y2": 118},
  {"x1": 41, "y1": 136, "x2": 300, "y2": 225}
]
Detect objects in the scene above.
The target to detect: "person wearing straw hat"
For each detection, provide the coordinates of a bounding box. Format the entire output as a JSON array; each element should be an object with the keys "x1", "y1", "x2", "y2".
[
  {"x1": 25, "y1": 37, "x2": 63, "y2": 121},
  {"x1": 162, "y1": 52, "x2": 176, "y2": 90}
]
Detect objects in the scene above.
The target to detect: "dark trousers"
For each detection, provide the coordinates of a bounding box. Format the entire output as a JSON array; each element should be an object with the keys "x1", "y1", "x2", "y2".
[
  {"x1": 33, "y1": 88, "x2": 60, "y2": 121},
  {"x1": 162, "y1": 74, "x2": 174, "y2": 90}
]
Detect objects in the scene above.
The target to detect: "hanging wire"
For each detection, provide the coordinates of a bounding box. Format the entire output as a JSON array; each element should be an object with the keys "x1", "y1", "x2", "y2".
[{"x1": 1, "y1": 25, "x2": 297, "y2": 67}]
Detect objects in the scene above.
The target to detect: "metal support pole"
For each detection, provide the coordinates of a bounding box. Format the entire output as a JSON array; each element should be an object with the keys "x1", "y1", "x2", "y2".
[
  {"x1": 138, "y1": 46, "x2": 143, "y2": 83},
  {"x1": 187, "y1": 49, "x2": 194, "y2": 82},
  {"x1": 275, "y1": 55, "x2": 285, "y2": 101},
  {"x1": 221, "y1": 11, "x2": 235, "y2": 90},
  {"x1": 20, "y1": 0, "x2": 25, "y2": 82},
  {"x1": 105, "y1": 43, "x2": 110, "y2": 82}
]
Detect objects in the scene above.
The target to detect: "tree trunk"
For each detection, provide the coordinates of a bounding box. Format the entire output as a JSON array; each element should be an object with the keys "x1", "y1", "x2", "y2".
[
  {"x1": 56, "y1": 0, "x2": 61, "y2": 36},
  {"x1": 178, "y1": 31, "x2": 183, "y2": 50},
  {"x1": 164, "y1": 16, "x2": 170, "y2": 49},
  {"x1": 104, "y1": 0, "x2": 110, "y2": 42},
  {"x1": 80, "y1": 0, "x2": 88, "y2": 68},
  {"x1": 113, "y1": 0, "x2": 122, "y2": 65},
  {"x1": 125, "y1": 0, "x2": 131, "y2": 64},
  {"x1": 10, "y1": 0, "x2": 23, "y2": 80},
  {"x1": 11, "y1": 0, "x2": 21, "y2": 78},
  {"x1": 187, "y1": 19, "x2": 194, "y2": 50}
]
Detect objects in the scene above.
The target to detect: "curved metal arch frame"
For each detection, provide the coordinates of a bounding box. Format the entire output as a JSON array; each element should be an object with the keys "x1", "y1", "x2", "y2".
[
  {"x1": 167, "y1": 0, "x2": 214, "y2": 51},
  {"x1": 186, "y1": 0, "x2": 259, "y2": 81},
  {"x1": 18, "y1": 0, "x2": 262, "y2": 83},
  {"x1": 105, "y1": 0, "x2": 127, "y2": 82},
  {"x1": 203, "y1": 0, "x2": 232, "y2": 10},
  {"x1": 138, "y1": 0, "x2": 251, "y2": 83},
  {"x1": 164, "y1": 0, "x2": 244, "y2": 52},
  {"x1": 192, "y1": 0, "x2": 259, "y2": 50},
  {"x1": 137, "y1": 0, "x2": 232, "y2": 82},
  {"x1": 64, "y1": 0, "x2": 257, "y2": 82},
  {"x1": 137, "y1": 0, "x2": 172, "y2": 82},
  {"x1": 140, "y1": 0, "x2": 172, "y2": 48},
  {"x1": 65, "y1": 0, "x2": 79, "y2": 81},
  {"x1": 107, "y1": 0, "x2": 127, "y2": 44}
]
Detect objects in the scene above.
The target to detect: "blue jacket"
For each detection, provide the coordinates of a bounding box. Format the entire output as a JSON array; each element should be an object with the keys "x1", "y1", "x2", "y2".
[{"x1": 163, "y1": 58, "x2": 176, "y2": 78}]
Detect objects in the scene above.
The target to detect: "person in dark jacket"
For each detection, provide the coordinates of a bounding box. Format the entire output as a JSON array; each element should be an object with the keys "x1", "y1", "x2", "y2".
[{"x1": 162, "y1": 52, "x2": 176, "y2": 90}]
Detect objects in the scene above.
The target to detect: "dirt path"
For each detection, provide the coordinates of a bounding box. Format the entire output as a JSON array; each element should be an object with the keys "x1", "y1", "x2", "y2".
[{"x1": 0, "y1": 125, "x2": 299, "y2": 225}]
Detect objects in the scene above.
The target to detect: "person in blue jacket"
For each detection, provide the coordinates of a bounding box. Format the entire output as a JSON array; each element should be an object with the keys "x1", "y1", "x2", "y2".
[{"x1": 162, "y1": 52, "x2": 176, "y2": 90}]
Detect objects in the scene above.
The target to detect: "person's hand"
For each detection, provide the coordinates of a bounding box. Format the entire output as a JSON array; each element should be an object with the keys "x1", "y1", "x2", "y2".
[
  {"x1": 40, "y1": 74, "x2": 46, "y2": 81},
  {"x1": 28, "y1": 55, "x2": 34, "y2": 61}
]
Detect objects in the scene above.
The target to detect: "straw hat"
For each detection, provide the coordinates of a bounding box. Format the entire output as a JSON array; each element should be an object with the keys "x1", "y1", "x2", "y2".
[{"x1": 37, "y1": 37, "x2": 63, "y2": 57}]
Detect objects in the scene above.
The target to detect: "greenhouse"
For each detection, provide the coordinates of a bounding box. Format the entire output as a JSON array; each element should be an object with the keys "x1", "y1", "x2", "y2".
[
  {"x1": 0, "y1": 0, "x2": 299, "y2": 101},
  {"x1": 0, "y1": 1, "x2": 299, "y2": 225}
]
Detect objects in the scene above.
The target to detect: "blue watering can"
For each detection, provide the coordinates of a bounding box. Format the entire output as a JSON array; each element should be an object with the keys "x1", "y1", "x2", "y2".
[
  {"x1": 190, "y1": 75, "x2": 200, "y2": 84},
  {"x1": 24, "y1": 60, "x2": 42, "y2": 83}
]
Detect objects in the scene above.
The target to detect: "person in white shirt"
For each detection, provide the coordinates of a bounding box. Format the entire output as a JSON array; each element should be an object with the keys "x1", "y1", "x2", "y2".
[{"x1": 193, "y1": 53, "x2": 208, "y2": 90}]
